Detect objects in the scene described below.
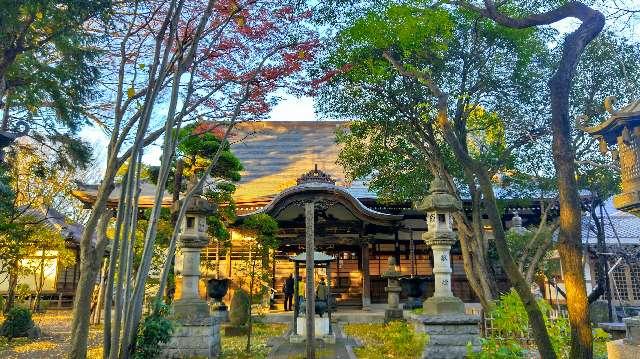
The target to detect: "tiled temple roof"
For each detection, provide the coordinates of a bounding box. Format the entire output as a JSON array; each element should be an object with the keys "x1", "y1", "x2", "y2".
[{"x1": 230, "y1": 121, "x2": 349, "y2": 204}]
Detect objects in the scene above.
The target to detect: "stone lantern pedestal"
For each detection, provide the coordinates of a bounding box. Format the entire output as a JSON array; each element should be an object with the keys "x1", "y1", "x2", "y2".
[
  {"x1": 422, "y1": 240, "x2": 464, "y2": 315},
  {"x1": 161, "y1": 188, "x2": 220, "y2": 359},
  {"x1": 381, "y1": 257, "x2": 403, "y2": 322},
  {"x1": 410, "y1": 178, "x2": 480, "y2": 358}
]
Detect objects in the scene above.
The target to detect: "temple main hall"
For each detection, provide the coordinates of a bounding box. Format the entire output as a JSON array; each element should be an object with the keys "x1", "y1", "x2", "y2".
[{"x1": 76, "y1": 121, "x2": 540, "y2": 309}]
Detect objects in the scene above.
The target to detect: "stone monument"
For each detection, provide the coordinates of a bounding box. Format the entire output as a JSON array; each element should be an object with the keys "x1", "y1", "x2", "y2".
[
  {"x1": 161, "y1": 181, "x2": 220, "y2": 358},
  {"x1": 381, "y1": 257, "x2": 403, "y2": 322},
  {"x1": 412, "y1": 178, "x2": 480, "y2": 358}
]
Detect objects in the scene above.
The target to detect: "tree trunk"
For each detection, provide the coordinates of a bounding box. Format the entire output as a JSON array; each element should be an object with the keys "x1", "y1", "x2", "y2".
[
  {"x1": 69, "y1": 211, "x2": 111, "y2": 359},
  {"x1": 168, "y1": 159, "x2": 183, "y2": 301},
  {"x1": 245, "y1": 248, "x2": 255, "y2": 353},
  {"x1": 103, "y1": 176, "x2": 129, "y2": 358},
  {"x1": 112, "y1": 154, "x2": 138, "y2": 359},
  {"x1": 5, "y1": 264, "x2": 18, "y2": 313},
  {"x1": 450, "y1": 3, "x2": 605, "y2": 356},
  {"x1": 34, "y1": 256, "x2": 46, "y2": 312},
  {"x1": 548, "y1": 15, "x2": 604, "y2": 354},
  {"x1": 91, "y1": 262, "x2": 107, "y2": 325}
]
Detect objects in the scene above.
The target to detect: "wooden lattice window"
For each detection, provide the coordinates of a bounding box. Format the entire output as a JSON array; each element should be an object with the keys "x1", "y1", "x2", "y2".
[
  {"x1": 629, "y1": 264, "x2": 640, "y2": 300},
  {"x1": 611, "y1": 264, "x2": 630, "y2": 301}
]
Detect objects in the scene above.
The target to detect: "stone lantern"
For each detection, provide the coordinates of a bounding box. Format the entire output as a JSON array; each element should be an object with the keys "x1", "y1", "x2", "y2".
[
  {"x1": 416, "y1": 177, "x2": 464, "y2": 315},
  {"x1": 161, "y1": 179, "x2": 220, "y2": 358},
  {"x1": 172, "y1": 181, "x2": 216, "y2": 319},
  {"x1": 584, "y1": 98, "x2": 640, "y2": 217},
  {"x1": 381, "y1": 257, "x2": 403, "y2": 322}
]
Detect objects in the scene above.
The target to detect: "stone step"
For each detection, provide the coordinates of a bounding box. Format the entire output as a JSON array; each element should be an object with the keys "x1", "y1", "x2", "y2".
[
  {"x1": 422, "y1": 324, "x2": 480, "y2": 335},
  {"x1": 423, "y1": 344, "x2": 476, "y2": 359}
]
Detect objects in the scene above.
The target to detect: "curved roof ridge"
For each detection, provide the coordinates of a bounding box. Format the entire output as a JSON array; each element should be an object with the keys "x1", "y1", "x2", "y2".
[{"x1": 238, "y1": 181, "x2": 403, "y2": 224}]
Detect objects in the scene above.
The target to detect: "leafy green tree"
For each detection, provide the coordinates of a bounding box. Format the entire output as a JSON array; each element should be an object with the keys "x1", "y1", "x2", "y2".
[
  {"x1": 0, "y1": 142, "x2": 86, "y2": 312},
  {"x1": 172, "y1": 121, "x2": 243, "y2": 261},
  {"x1": 454, "y1": 1, "x2": 608, "y2": 357},
  {"x1": 318, "y1": 3, "x2": 552, "y2": 310},
  {"x1": 0, "y1": 0, "x2": 111, "y2": 166}
]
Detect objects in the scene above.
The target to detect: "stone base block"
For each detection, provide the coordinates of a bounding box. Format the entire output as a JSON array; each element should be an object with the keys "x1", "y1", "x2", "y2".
[
  {"x1": 160, "y1": 317, "x2": 220, "y2": 359},
  {"x1": 384, "y1": 308, "x2": 404, "y2": 323},
  {"x1": 173, "y1": 298, "x2": 210, "y2": 321},
  {"x1": 322, "y1": 333, "x2": 336, "y2": 344},
  {"x1": 408, "y1": 313, "x2": 480, "y2": 359},
  {"x1": 623, "y1": 316, "x2": 640, "y2": 344},
  {"x1": 422, "y1": 296, "x2": 464, "y2": 315},
  {"x1": 607, "y1": 339, "x2": 640, "y2": 359},
  {"x1": 296, "y1": 317, "x2": 330, "y2": 336},
  {"x1": 289, "y1": 333, "x2": 336, "y2": 344}
]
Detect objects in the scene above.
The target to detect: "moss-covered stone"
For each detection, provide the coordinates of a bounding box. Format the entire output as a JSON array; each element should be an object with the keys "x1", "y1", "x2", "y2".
[{"x1": 229, "y1": 289, "x2": 249, "y2": 327}]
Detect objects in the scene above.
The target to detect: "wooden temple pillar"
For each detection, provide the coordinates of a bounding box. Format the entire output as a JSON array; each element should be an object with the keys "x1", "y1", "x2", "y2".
[
  {"x1": 361, "y1": 240, "x2": 371, "y2": 311},
  {"x1": 394, "y1": 229, "x2": 401, "y2": 268},
  {"x1": 304, "y1": 200, "x2": 316, "y2": 358}
]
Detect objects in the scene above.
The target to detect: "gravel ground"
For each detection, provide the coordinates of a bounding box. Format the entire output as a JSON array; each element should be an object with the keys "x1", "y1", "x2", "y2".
[{"x1": 0, "y1": 310, "x2": 103, "y2": 359}]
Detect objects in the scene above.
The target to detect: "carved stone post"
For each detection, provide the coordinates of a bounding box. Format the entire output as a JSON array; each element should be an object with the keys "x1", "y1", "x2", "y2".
[
  {"x1": 173, "y1": 192, "x2": 214, "y2": 318},
  {"x1": 410, "y1": 178, "x2": 481, "y2": 359}
]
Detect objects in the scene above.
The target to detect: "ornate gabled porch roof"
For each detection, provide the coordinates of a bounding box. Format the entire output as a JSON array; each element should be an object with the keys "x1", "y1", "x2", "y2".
[
  {"x1": 237, "y1": 167, "x2": 403, "y2": 227},
  {"x1": 583, "y1": 98, "x2": 640, "y2": 144}
]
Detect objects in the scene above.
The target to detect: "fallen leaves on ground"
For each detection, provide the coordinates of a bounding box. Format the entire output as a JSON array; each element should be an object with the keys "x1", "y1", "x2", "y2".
[{"x1": 0, "y1": 311, "x2": 103, "y2": 359}]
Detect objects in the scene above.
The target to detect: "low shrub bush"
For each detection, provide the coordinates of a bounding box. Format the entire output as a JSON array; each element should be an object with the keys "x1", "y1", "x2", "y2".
[
  {"x1": 0, "y1": 307, "x2": 39, "y2": 339},
  {"x1": 134, "y1": 300, "x2": 173, "y2": 359},
  {"x1": 470, "y1": 289, "x2": 611, "y2": 359}
]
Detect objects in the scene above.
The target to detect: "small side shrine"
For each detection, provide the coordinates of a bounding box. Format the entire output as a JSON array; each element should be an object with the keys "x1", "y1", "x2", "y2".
[{"x1": 289, "y1": 251, "x2": 336, "y2": 344}]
